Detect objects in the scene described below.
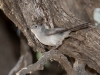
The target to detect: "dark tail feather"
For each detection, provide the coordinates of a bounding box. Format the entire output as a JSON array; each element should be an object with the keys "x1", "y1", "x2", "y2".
[{"x1": 69, "y1": 23, "x2": 89, "y2": 32}]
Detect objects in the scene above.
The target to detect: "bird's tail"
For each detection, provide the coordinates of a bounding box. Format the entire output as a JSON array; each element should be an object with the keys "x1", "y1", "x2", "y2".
[{"x1": 69, "y1": 23, "x2": 89, "y2": 32}]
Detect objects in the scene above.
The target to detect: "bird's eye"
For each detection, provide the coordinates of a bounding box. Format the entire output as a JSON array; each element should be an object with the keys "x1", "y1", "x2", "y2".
[{"x1": 35, "y1": 25, "x2": 38, "y2": 28}]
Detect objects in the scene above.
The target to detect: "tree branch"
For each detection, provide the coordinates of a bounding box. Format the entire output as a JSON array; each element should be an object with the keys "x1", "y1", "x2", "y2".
[{"x1": 16, "y1": 50, "x2": 76, "y2": 75}]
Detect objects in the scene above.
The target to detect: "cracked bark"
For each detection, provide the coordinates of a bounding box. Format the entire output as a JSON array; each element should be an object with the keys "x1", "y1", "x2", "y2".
[
  {"x1": 17, "y1": 50, "x2": 76, "y2": 75},
  {"x1": 0, "y1": 0, "x2": 100, "y2": 75}
]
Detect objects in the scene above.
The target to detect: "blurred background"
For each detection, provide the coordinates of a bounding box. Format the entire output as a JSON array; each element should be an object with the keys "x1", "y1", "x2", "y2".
[{"x1": 0, "y1": 10, "x2": 20, "y2": 75}]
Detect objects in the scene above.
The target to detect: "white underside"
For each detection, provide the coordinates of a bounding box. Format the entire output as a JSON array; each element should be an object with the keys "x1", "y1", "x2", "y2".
[{"x1": 35, "y1": 31, "x2": 70, "y2": 46}]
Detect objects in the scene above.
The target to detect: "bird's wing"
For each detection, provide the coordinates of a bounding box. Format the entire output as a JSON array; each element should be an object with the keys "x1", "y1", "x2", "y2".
[
  {"x1": 45, "y1": 28, "x2": 68, "y2": 36},
  {"x1": 45, "y1": 23, "x2": 89, "y2": 36}
]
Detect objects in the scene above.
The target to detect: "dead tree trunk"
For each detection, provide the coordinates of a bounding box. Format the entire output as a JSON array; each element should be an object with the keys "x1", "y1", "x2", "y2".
[{"x1": 0, "y1": 0, "x2": 100, "y2": 75}]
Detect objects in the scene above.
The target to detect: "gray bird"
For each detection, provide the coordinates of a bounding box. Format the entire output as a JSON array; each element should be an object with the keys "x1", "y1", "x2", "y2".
[{"x1": 29, "y1": 23, "x2": 88, "y2": 48}]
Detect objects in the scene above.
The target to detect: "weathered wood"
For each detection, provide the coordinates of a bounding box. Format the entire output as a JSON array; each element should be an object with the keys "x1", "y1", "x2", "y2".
[
  {"x1": 17, "y1": 50, "x2": 77, "y2": 75},
  {"x1": 0, "y1": 0, "x2": 100, "y2": 75}
]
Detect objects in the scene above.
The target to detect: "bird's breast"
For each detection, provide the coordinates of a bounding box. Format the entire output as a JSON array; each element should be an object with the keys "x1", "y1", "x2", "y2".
[{"x1": 36, "y1": 34, "x2": 61, "y2": 46}]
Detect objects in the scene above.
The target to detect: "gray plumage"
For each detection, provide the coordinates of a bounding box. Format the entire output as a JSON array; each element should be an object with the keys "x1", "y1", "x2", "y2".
[{"x1": 29, "y1": 23, "x2": 88, "y2": 47}]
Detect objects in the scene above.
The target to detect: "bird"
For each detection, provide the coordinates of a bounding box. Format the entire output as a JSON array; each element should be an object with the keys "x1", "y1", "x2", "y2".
[{"x1": 29, "y1": 23, "x2": 88, "y2": 48}]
